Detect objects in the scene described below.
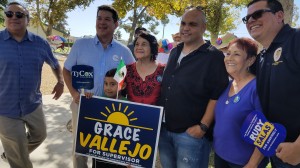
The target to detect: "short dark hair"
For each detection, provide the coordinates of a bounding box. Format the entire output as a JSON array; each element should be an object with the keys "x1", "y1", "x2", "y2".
[
  {"x1": 105, "y1": 68, "x2": 127, "y2": 97},
  {"x1": 105, "y1": 68, "x2": 117, "y2": 77},
  {"x1": 185, "y1": 6, "x2": 207, "y2": 23},
  {"x1": 228, "y1": 37, "x2": 258, "y2": 59},
  {"x1": 6, "y1": 1, "x2": 30, "y2": 20},
  {"x1": 247, "y1": 0, "x2": 284, "y2": 13},
  {"x1": 97, "y1": 5, "x2": 119, "y2": 22},
  {"x1": 135, "y1": 27, "x2": 147, "y2": 35},
  {"x1": 228, "y1": 38, "x2": 258, "y2": 74},
  {"x1": 133, "y1": 31, "x2": 158, "y2": 61}
]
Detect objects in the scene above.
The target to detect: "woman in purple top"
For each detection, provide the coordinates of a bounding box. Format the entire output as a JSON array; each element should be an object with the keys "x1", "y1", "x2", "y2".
[{"x1": 213, "y1": 38, "x2": 269, "y2": 168}]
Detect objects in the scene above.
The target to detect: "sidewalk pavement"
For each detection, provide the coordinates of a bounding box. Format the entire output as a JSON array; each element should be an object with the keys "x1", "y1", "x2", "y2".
[{"x1": 0, "y1": 93, "x2": 92, "y2": 168}]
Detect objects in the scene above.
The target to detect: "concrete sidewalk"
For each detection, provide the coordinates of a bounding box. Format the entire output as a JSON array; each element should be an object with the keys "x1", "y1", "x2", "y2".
[{"x1": 0, "y1": 93, "x2": 92, "y2": 168}]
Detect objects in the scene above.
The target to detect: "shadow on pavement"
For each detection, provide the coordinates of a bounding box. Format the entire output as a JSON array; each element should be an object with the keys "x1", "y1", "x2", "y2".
[{"x1": 0, "y1": 93, "x2": 78, "y2": 168}]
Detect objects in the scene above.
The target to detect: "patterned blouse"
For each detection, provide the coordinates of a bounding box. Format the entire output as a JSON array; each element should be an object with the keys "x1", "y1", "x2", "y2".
[{"x1": 125, "y1": 63, "x2": 165, "y2": 105}]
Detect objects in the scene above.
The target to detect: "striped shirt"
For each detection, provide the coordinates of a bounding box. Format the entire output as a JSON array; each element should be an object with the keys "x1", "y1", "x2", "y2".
[{"x1": 0, "y1": 29, "x2": 59, "y2": 118}]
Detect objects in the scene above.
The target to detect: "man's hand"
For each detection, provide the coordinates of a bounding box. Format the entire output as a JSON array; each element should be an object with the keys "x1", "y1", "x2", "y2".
[
  {"x1": 276, "y1": 141, "x2": 300, "y2": 166},
  {"x1": 52, "y1": 82, "x2": 64, "y2": 100},
  {"x1": 84, "y1": 92, "x2": 94, "y2": 99},
  {"x1": 186, "y1": 124, "x2": 205, "y2": 139}
]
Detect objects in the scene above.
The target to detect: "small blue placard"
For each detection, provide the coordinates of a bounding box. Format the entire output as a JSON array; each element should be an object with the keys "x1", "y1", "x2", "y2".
[
  {"x1": 241, "y1": 111, "x2": 286, "y2": 156},
  {"x1": 72, "y1": 65, "x2": 94, "y2": 90}
]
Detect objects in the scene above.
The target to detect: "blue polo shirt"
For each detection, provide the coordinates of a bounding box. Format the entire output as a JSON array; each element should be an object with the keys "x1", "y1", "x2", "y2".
[
  {"x1": 64, "y1": 36, "x2": 135, "y2": 96},
  {"x1": 0, "y1": 29, "x2": 59, "y2": 118}
]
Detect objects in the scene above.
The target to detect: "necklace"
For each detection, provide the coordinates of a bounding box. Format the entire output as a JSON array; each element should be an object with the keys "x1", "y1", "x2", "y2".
[
  {"x1": 225, "y1": 75, "x2": 254, "y2": 105},
  {"x1": 225, "y1": 95, "x2": 240, "y2": 104},
  {"x1": 225, "y1": 80, "x2": 240, "y2": 105}
]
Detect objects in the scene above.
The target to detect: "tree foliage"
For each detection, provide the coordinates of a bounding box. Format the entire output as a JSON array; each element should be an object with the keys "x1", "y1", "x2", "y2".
[
  {"x1": 112, "y1": 0, "x2": 163, "y2": 43},
  {"x1": 278, "y1": 0, "x2": 300, "y2": 28},
  {"x1": 25, "y1": 0, "x2": 93, "y2": 36},
  {"x1": 160, "y1": 17, "x2": 169, "y2": 39},
  {"x1": 278, "y1": 0, "x2": 293, "y2": 25},
  {"x1": 0, "y1": 0, "x2": 8, "y2": 26},
  {"x1": 292, "y1": 5, "x2": 299, "y2": 27},
  {"x1": 162, "y1": 0, "x2": 250, "y2": 44},
  {"x1": 113, "y1": 0, "x2": 250, "y2": 44},
  {"x1": 112, "y1": 0, "x2": 200, "y2": 43}
]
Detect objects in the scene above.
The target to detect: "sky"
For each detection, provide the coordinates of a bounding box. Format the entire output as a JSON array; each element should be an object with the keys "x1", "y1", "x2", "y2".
[{"x1": 66, "y1": 1, "x2": 300, "y2": 42}]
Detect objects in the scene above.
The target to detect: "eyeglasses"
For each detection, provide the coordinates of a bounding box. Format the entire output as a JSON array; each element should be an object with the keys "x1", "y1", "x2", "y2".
[
  {"x1": 242, "y1": 9, "x2": 274, "y2": 24},
  {"x1": 4, "y1": 11, "x2": 28, "y2": 19}
]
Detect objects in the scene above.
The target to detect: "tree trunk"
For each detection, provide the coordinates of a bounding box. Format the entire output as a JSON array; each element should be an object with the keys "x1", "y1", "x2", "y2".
[
  {"x1": 128, "y1": 21, "x2": 137, "y2": 45},
  {"x1": 46, "y1": 25, "x2": 53, "y2": 36},
  {"x1": 210, "y1": 33, "x2": 218, "y2": 46},
  {"x1": 278, "y1": 0, "x2": 294, "y2": 25},
  {"x1": 162, "y1": 25, "x2": 165, "y2": 39}
]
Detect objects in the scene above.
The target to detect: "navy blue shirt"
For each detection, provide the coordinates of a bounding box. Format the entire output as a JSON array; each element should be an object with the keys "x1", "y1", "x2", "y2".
[
  {"x1": 0, "y1": 29, "x2": 59, "y2": 118},
  {"x1": 256, "y1": 25, "x2": 300, "y2": 142}
]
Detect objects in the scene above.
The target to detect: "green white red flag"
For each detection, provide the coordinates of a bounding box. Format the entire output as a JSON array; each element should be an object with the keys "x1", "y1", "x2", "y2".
[{"x1": 113, "y1": 59, "x2": 127, "y2": 91}]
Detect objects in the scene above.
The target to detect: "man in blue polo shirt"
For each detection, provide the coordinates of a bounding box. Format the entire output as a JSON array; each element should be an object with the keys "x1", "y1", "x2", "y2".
[
  {"x1": 63, "y1": 5, "x2": 135, "y2": 168},
  {"x1": 0, "y1": 2, "x2": 64, "y2": 168}
]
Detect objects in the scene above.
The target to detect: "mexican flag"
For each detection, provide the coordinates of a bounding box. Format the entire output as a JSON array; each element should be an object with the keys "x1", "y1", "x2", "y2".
[{"x1": 113, "y1": 59, "x2": 127, "y2": 91}]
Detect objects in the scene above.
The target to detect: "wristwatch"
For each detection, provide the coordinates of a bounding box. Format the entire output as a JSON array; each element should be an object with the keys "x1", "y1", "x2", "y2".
[{"x1": 198, "y1": 122, "x2": 208, "y2": 132}]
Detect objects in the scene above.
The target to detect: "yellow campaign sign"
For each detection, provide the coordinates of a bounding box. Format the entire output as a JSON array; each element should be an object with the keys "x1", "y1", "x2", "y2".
[{"x1": 254, "y1": 122, "x2": 274, "y2": 148}]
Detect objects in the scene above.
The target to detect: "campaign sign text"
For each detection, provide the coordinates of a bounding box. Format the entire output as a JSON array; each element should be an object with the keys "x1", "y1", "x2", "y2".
[
  {"x1": 75, "y1": 96, "x2": 163, "y2": 168},
  {"x1": 241, "y1": 111, "x2": 286, "y2": 156},
  {"x1": 72, "y1": 65, "x2": 94, "y2": 89}
]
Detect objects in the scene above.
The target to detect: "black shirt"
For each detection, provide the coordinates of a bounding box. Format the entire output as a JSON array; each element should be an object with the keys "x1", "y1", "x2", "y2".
[
  {"x1": 158, "y1": 42, "x2": 228, "y2": 135},
  {"x1": 256, "y1": 24, "x2": 300, "y2": 142}
]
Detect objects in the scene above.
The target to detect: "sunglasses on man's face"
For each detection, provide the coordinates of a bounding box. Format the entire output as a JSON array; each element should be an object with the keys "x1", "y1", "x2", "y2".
[
  {"x1": 4, "y1": 11, "x2": 28, "y2": 19},
  {"x1": 242, "y1": 9, "x2": 274, "y2": 24}
]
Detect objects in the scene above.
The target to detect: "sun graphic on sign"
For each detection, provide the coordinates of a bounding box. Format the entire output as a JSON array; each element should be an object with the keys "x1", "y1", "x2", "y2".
[
  {"x1": 84, "y1": 102, "x2": 153, "y2": 131},
  {"x1": 100, "y1": 103, "x2": 137, "y2": 126}
]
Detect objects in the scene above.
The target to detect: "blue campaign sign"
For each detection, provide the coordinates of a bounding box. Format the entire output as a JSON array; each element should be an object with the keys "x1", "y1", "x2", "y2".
[
  {"x1": 72, "y1": 65, "x2": 94, "y2": 90},
  {"x1": 75, "y1": 96, "x2": 163, "y2": 168},
  {"x1": 241, "y1": 111, "x2": 286, "y2": 156}
]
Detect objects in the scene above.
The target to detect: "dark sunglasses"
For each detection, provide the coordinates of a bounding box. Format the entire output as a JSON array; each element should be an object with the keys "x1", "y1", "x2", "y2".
[
  {"x1": 242, "y1": 9, "x2": 274, "y2": 24},
  {"x1": 4, "y1": 11, "x2": 28, "y2": 19}
]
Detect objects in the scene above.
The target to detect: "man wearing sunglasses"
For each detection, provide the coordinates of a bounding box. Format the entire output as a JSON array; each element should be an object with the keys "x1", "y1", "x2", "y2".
[
  {"x1": 245, "y1": 0, "x2": 300, "y2": 167},
  {"x1": 0, "y1": 1, "x2": 64, "y2": 168}
]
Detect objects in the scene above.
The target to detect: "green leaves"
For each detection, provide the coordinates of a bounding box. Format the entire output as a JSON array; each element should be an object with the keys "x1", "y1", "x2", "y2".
[
  {"x1": 112, "y1": 0, "x2": 251, "y2": 43},
  {"x1": 0, "y1": 0, "x2": 7, "y2": 26},
  {"x1": 25, "y1": 0, "x2": 94, "y2": 36}
]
